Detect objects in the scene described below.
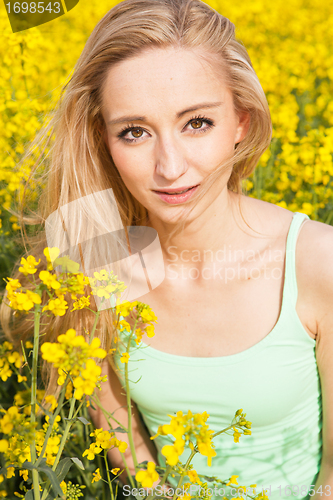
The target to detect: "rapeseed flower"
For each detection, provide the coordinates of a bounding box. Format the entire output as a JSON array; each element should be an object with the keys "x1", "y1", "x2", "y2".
[
  {"x1": 135, "y1": 461, "x2": 159, "y2": 488},
  {"x1": 40, "y1": 328, "x2": 106, "y2": 399},
  {"x1": 92, "y1": 468, "x2": 101, "y2": 483},
  {"x1": 151, "y1": 410, "x2": 216, "y2": 467},
  {"x1": 42, "y1": 295, "x2": 68, "y2": 316},
  {"x1": 18, "y1": 256, "x2": 40, "y2": 276},
  {"x1": 82, "y1": 427, "x2": 127, "y2": 460}
]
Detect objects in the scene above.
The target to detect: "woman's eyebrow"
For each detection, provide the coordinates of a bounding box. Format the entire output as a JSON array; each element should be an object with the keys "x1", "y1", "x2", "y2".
[{"x1": 107, "y1": 101, "x2": 223, "y2": 126}]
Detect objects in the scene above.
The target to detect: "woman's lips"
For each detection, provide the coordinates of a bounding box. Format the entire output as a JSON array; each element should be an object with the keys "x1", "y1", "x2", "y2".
[{"x1": 153, "y1": 185, "x2": 199, "y2": 204}]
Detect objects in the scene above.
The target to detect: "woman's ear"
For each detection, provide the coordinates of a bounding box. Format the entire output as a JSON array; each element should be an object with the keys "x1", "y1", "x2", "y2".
[{"x1": 235, "y1": 111, "x2": 251, "y2": 145}]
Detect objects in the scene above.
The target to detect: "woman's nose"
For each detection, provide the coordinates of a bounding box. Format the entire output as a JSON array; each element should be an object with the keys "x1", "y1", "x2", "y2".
[{"x1": 154, "y1": 134, "x2": 188, "y2": 181}]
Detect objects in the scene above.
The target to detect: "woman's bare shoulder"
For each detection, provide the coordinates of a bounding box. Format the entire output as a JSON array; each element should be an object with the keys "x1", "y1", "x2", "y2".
[{"x1": 239, "y1": 194, "x2": 295, "y2": 235}]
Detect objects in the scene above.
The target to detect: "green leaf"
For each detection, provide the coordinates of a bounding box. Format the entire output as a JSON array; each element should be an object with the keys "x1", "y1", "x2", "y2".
[
  {"x1": 55, "y1": 457, "x2": 73, "y2": 483},
  {"x1": 70, "y1": 457, "x2": 85, "y2": 470},
  {"x1": 54, "y1": 255, "x2": 80, "y2": 273},
  {"x1": 37, "y1": 464, "x2": 64, "y2": 496},
  {"x1": 111, "y1": 426, "x2": 127, "y2": 433},
  {"x1": 136, "y1": 461, "x2": 149, "y2": 468},
  {"x1": 77, "y1": 416, "x2": 91, "y2": 425},
  {"x1": 24, "y1": 491, "x2": 34, "y2": 500}
]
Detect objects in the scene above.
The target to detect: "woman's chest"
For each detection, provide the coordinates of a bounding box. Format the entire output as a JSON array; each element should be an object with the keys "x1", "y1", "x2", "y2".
[{"x1": 130, "y1": 249, "x2": 317, "y2": 358}]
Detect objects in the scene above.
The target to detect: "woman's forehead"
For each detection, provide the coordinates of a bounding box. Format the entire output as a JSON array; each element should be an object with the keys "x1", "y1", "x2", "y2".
[{"x1": 101, "y1": 47, "x2": 230, "y2": 119}]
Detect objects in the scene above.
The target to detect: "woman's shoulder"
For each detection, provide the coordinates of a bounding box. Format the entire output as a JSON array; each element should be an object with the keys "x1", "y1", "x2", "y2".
[
  {"x1": 243, "y1": 194, "x2": 333, "y2": 245},
  {"x1": 244, "y1": 195, "x2": 333, "y2": 324}
]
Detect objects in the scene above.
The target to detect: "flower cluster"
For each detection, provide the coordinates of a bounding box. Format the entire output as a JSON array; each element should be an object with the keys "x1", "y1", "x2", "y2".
[
  {"x1": 0, "y1": 341, "x2": 25, "y2": 382},
  {"x1": 88, "y1": 269, "x2": 127, "y2": 300},
  {"x1": 40, "y1": 328, "x2": 107, "y2": 399},
  {"x1": 60, "y1": 480, "x2": 86, "y2": 499},
  {"x1": 0, "y1": 406, "x2": 35, "y2": 469},
  {"x1": 231, "y1": 409, "x2": 252, "y2": 443},
  {"x1": 151, "y1": 410, "x2": 217, "y2": 467},
  {"x1": 35, "y1": 416, "x2": 62, "y2": 466},
  {"x1": 114, "y1": 300, "x2": 158, "y2": 355},
  {"x1": 82, "y1": 427, "x2": 127, "y2": 460},
  {"x1": 4, "y1": 277, "x2": 41, "y2": 312}
]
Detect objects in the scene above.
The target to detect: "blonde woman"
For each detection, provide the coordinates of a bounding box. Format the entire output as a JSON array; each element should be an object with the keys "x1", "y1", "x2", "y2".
[{"x1": 1, "y1": 0, "x2": 332, "y2": 499}]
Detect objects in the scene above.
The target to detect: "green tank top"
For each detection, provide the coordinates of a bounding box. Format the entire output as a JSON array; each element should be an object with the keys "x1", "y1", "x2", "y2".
[{"x1": 114, "y1": 211, "x2": 322, "y2": 500}]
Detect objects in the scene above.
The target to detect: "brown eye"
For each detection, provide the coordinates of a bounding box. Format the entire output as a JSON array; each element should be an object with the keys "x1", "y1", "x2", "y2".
[
  {"x1": 191, "y1": 119, "x2": 203, "y2": 129},
  {"x1": 132, "y1": 128, "x2": 143, "y2": 138}
]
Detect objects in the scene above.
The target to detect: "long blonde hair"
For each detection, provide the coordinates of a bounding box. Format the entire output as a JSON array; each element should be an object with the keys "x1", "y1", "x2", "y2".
[{"x1": 0, "y1": 0, "x2": 272, "y2": 388}]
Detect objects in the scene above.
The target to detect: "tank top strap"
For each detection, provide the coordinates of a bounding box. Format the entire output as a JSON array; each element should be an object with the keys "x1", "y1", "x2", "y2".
[{"x1": 284, "y1": 211, "x2": 310, "y2": 305}]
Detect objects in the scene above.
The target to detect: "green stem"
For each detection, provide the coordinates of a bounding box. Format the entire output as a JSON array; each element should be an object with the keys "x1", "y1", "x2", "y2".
[
  {"x1": 31, "y1": 304, "x2": 41, "y2": 500},
  {"x1": 119, "y1": 452, "x2": 135, "y2": 489},
  {"x1": 35, "y1": 380, "x2": 68, "y2": 467},
  {"x1": 90, "y1": 393, "x2": 127, "y2": 431},
  {"x1": 170, "y1": 450, "x2": 197, "y2": 500},
  {"x1": 89, "y1": 309, "x2": 101, "y2": 344},
  {"x1": 124, "y1": 319, "x2": 139, "y2": 472},
  {"x1": 40, "y1": 397, "x2": 76, "y2": 500},
  {"x1": 97, "y1": 452, "x2": 107, "y2": 500},
  {"x1": 159, "y1": 465, "x2": 172, "y2": 487},
  {"x1": 211, "y1": 424, "x2": 236, "y2": 439},
  {"x1": 52, "y1": 396, "x2": 76, "y2": 471},
  {"x1": 104, "y1": 450, "x2": 115, "y2": 500}
]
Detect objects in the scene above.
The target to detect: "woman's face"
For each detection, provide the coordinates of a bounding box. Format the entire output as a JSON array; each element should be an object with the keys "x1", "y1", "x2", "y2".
[{"x1": 102, "y1": 46, "x2": 249, "y2": 225}]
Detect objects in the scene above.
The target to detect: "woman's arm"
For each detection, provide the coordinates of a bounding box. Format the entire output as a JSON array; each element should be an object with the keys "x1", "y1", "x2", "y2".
[
  {"x1": 88, "y1": 357, "x2": 159, "y2": 486},
  {"x1": 300, "y1": 220, "x2": 333, "y2": 498}
]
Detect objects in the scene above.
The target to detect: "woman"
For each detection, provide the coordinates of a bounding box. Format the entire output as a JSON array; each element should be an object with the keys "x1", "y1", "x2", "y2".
[{"x1": 1, "y1": 0, "x2": 332, "y2": 498}]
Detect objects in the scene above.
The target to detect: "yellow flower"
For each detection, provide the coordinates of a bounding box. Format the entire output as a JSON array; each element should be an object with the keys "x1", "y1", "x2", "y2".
[
  {"x1": 43, "y1": 247, "x2": 60, "y2": 271},
  {"x1": 71, "y1": 295, "x2": 91, "y2": 311},
  {"x1": 111, "y1": 468, "x2": 120, "y2": 475},
  {"x1": 45, "y1": 395, "x2": 57, "y2": 411},
  {"x1": 120, "y1": 352, "x2": 130, "y2": 364},
  {"x1": 93, "y1": 270, "x2": 109, "y2": 281},
  {"x1": 226, "y1": 475, "x2": 239, "y2": 487},
  {"x1": 232, "y1": 427, "x2": 241, "y2": 443},
  {"x1": 60, "y1": 481, "x2": 67, "y2": 494},
  {"x1": 83, "y1": 443, "x2": 102, "y2": 460},
  {"x1": 135, "y1": 462, "x2": 159, "y2": 488},
  {"x1": 92, "y1": 468, "x2": 101, "y2": 483},
  {"x1": 0, "y1": 440, "x2": 9, "y2": 453},
  {"x1": 6, "y1": 467, "x2": 15, "y2": 479},
  {"x1": 42, "y1": 295, "x2": 68, "y2": 316},
  {"x1": 145, "y1": 325, "x2": 155, "y2": 337},
  {"x1": 19, "y1": 469, "x2": 28, "y2": 481},
  {"x1": 161, "y1": 439, "x2": 185, "y2": 466},
  {"x1": 18, "y1": 255, "x2": 40, "y2": 276},
  {"x1": 39, "y1": 270, "x2": 61, "y2": 290},
  {"x1": 4, "y1": 278, "x2": 21, "y2": 294},
  {"x1": 188, "y1": 469, "x2": 201, "y2": 484},
  {"x1": 118, "y1": 441, "x2": 127, "y2": 453}
]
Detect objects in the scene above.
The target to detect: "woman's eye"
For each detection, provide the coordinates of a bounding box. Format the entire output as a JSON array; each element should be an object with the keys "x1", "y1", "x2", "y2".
[
  {"x1": 190, "y1": 119, "x2": 204, "y2": 129},
  {"x1": 130, "y1": 128, "x2": 144, "y2": 138},
  {"x1": 118, "y1": 116, "x2": 214, "y2": 143},
  {"x1": 118, "y1": 127, "x2": 147, "y2": 142},
  {"x1": 187, "y1": 117, "x2": 214, "y2": 132}
]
